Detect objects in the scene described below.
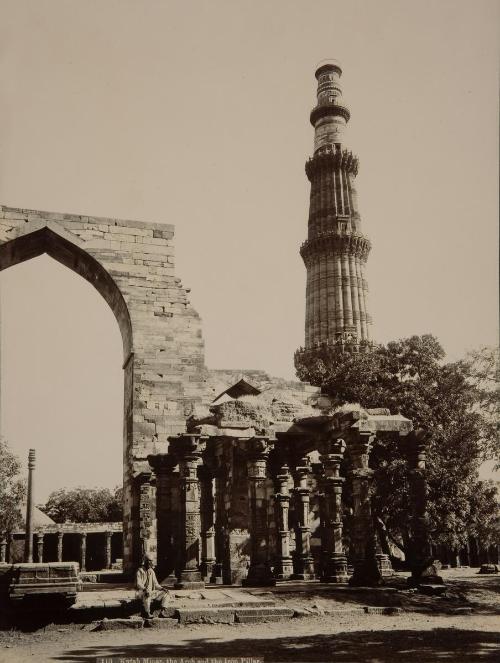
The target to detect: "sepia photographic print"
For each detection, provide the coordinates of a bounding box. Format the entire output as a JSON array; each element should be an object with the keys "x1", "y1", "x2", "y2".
[{"x1": 0, "y1": 1, "x2": 498, "y2": 661}]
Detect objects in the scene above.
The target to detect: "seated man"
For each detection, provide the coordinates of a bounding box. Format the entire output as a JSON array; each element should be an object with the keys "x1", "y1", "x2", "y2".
[{"x1": 135, "y1": 556, "x2": 171, "y2": 618}]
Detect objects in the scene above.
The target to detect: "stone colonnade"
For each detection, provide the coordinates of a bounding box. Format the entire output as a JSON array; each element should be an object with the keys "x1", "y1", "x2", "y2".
[
  {"x1": 145, "y1": 411, "x2": 417, "y2": 588},
  {"x1": 1, "y1": 525, "x2": 122, "y2": 570}
]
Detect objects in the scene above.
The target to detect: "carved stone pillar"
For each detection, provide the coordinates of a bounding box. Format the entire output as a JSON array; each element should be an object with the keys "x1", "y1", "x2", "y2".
[
  {"x1": 211, "y1": 444, "x2": 228, "y2": 584},
  {"x1": 0, "y1": 539, "x2": 7, "y2": 563},
  {"x1": 319, "y1": 438, "x2": 349, "y2": 583},
  {"x1": 242, "y1": 437, "x2": 275, "y2": 586},
  {"x1": 291, "y1": 456, "x2": 315, "y2": 580},
  {"x1": 105, "y1": 531, "x2": 113, "y2": 569},
  {"x1": 35, "y1": 532, "x2": 44, "y2": 563},
  {"x1": 407, "y1": 429, "x2": 443, "y2": 585},
  {"x1": 148, "y1": 454, "x2": 178, "y2": 585},
  {"x1": 57, "y1": 531, "x2": 64, "y2": 562},
  {"x1": 199, "y1": 465, "x2": 217, "y2": 583},
  {"x1": 271, "y1": 452, "x2": 294, "y2": 580},
  {"x1": 24, "y1": 449, "x2": 36, "y2": 563},
  {"x1": 79, "y1": 532, "x2": 87, "y2": 572},
  {"x1": 170, "y1": 434, "x2": 206, "y2": 590},
  {"x1": 136, "y1": 470, "x2": 156, "y2": 565},
  {"x1": 349, "y1": 431, "x2": 382, "y2": 586},
  {"x1": 6, "y1": 533, "x2": 13, "y2": 563}
]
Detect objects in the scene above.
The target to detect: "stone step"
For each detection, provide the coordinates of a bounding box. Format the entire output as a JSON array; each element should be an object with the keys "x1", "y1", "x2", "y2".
[
  {"x1": 235, "y1": 607, "x2": 294, "y2": 623},
  {"x1": 93, "y1": 616, "x2": 179, "y2": 631},
  {"x1": 176, "y1": 608, "x2": 235, "y2": 625},
  {"x1": 93, "y1": 617, "x2": 144, "y2": 631}
]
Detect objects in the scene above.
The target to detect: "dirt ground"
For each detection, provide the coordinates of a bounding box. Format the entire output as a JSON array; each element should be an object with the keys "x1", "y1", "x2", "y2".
[{"x1": 1, "y1": 569, "x2": 499, "y2": 662}]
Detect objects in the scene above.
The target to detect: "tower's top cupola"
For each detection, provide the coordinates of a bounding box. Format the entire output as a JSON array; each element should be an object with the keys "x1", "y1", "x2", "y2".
[{"x1": 311, "y1": 59, "x2": 351, "y2": 153}]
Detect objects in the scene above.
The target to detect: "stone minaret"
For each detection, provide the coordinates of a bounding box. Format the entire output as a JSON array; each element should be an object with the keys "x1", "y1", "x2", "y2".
[{"x1": 296, "y1": 60, "x2": 372, "y2": 358}]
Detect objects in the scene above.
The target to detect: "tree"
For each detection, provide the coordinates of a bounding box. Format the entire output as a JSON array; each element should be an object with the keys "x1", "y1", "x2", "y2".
[
  {"x1": 295, "y1": 335, "x2": 500, "y2": 555},
  {"x1": 39, "y1": 486, "x2": 123, "y2": 523},
  {"x1": 0, "y1": 438, "x2": 26, "y2": 537}
]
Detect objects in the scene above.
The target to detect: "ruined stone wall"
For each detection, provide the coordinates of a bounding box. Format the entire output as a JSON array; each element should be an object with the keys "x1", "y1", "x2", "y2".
[{"x1": 0, "y1": 205, "x2": 207, "y2": 573}]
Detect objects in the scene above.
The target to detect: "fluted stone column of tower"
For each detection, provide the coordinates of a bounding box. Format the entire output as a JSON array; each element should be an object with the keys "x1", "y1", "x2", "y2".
[{"x1": 296, "y1": 61, "x2": 372, "y2": 359}]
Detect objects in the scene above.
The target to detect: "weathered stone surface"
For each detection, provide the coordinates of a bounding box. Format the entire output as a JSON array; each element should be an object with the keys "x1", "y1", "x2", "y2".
[
  {"x1": 94, "y1": 617, "x2": 144, "y2": 631},
  {"x1": 176, "y1": 608, "x2": 235, "y2": 624}
]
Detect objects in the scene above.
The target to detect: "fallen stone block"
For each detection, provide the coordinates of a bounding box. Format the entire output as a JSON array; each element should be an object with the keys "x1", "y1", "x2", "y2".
[
  {"x1": 93, "y1": 617, "x2": 144, "y2": 631},
  {"x1": 448, "y1": 607, "x2": 474, "y2": 615},
  {"x1": 479, "y1": 564, "x2": 498, "y2": 574},
  {"x1": 292, "y1": 608, "x2": 313, "y2": 618},
  {"x1": 418, "y1": 584, "x2": 447, "y2": 596},
  {"x1": 176, "y1": 608, "x2": 235, "y2": 625},
  {"x1": 157, "y1": 606, "x2": 177, "y2": 619}
]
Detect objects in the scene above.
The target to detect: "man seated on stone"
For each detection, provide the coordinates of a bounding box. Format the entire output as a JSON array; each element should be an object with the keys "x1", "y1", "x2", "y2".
[{"x1": 135, "y1": 556, "x2": 172, "y2": 619}]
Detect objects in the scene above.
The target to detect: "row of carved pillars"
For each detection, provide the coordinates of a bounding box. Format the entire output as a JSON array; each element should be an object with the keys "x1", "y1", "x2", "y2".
[
  {"x1": 0, "y1": 531, "x2": 114, "y2": 571},
  {"x1": 142, "y1": 429, "x2": 434, "y2": 587},
  {"x1": 143, "y1": 433, "x2": 380, "y2": 587}
]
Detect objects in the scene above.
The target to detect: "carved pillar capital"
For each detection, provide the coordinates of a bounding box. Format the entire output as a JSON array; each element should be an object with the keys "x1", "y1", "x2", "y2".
[
  {"x1": 349, "y1": 430, "x2": 375, "y2": 469},
  {"x1": 148, "y1": 454, "x2": 177, "y2": 477},
  {"x1": 244, "y1": 437, "x2": 272, "y2": 484},
  {"x1": 169, "y1": 433, "x2": 207, "y2": 464}
]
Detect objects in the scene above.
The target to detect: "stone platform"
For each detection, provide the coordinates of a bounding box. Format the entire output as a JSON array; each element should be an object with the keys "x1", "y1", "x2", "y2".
[
  {"x1": 72, "y1": 586, "x2": 277, "y2": 612},
  {"x1": 68, "y1": 581, "x2": 405, "y2": 629}
]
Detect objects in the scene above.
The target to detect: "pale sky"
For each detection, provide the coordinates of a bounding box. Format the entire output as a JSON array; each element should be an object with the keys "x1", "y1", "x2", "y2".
[{"x1": 0, "y1": 0, "x2": 498, "y2": 500}]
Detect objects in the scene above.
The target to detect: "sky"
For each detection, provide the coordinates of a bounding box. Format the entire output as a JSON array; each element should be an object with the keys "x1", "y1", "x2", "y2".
[{"x1": 0, "y1": 0, "x2": 498, "y2": 500}]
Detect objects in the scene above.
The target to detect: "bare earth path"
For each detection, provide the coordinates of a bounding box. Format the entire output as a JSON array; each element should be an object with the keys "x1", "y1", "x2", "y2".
[{"x1": 1, "y1": 570, "x2": 499, "y2": 662}]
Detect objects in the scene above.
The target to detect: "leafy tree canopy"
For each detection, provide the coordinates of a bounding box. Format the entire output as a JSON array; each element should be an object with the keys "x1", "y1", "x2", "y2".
[
  {"x1": 0, "y1": 438, "x2": 26, "y2": 537},
  {"x1": 295, "y1": 335, "x2": 500, "y2": 552},
  {"x1": 39, "y1": 486, "x2": 123, "y2": 523}
]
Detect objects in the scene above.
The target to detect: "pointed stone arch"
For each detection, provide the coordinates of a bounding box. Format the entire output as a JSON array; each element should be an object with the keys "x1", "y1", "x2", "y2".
[
  {"x1": 0, "y1": 223, "x2": 133, "y2": 360},
  {"x1": 0, "y1": 205, "x2": 207, "y2": 573}
]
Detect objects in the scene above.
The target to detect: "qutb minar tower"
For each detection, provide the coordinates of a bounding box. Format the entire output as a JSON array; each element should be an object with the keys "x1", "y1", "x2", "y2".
[{"x1": 296, "y1": 60, "x2": 372, "y2": 361}]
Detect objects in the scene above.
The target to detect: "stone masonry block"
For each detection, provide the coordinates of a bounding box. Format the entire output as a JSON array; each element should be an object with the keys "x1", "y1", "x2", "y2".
[{"x1": 176, "y1": 608, "x2": 235, "y2": 625}]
